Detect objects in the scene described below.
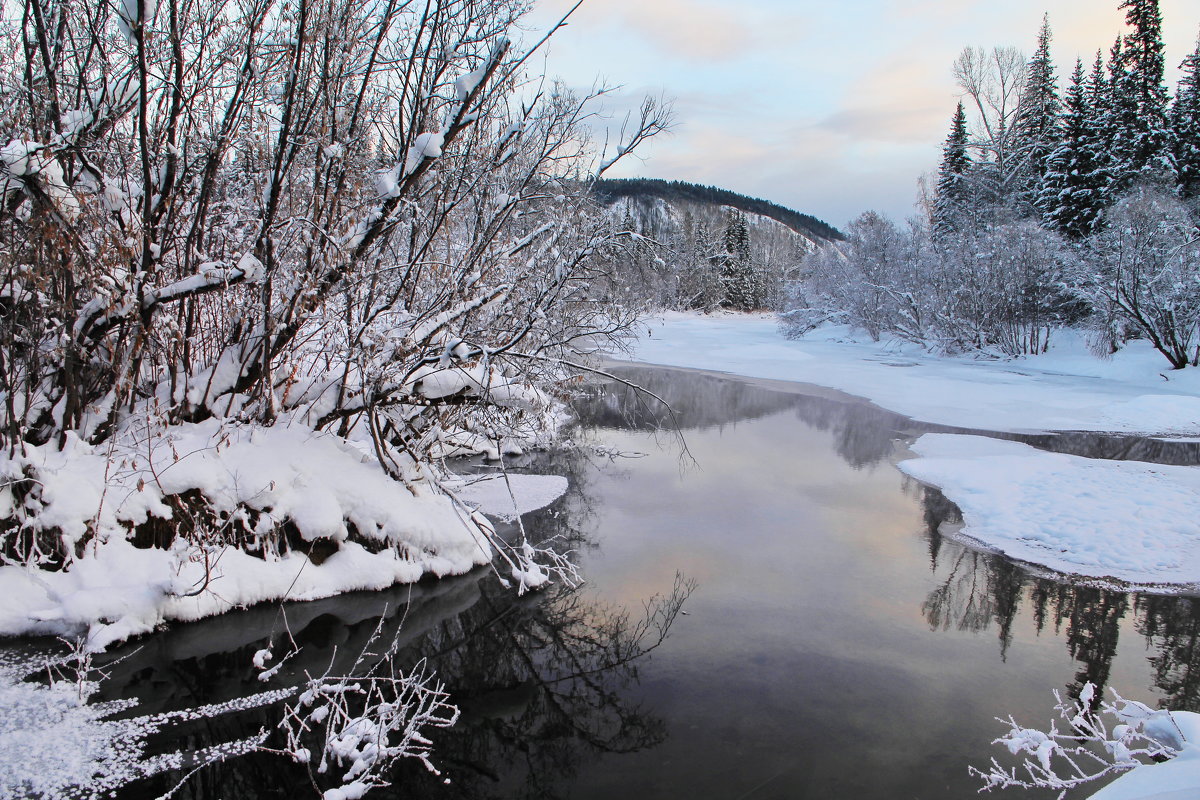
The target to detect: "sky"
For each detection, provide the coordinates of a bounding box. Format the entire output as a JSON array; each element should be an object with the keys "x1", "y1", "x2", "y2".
[{"x1": 521, "y1": 0, "x2": 1200, "y2": 230}]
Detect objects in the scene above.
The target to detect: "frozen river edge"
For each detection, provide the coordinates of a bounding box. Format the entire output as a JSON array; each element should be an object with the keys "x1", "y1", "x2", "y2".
[{"x1": 625, "y1": 312, "x2": 1200, "y2": 592}]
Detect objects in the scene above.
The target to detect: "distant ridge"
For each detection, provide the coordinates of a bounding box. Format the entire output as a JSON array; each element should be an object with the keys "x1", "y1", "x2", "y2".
[{"x1": 592, "y1": 178, "x2": 843, "y2": 242}]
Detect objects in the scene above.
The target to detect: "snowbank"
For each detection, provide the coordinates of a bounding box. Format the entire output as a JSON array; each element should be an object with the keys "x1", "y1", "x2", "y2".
[
  {"x1": 631, "y1": 313, "x2": 1200, "y2": 436},
  {"x1": 899, "y1": 434, "x2": 1200, "y2": 590},
  {"x1": 628, "y1": 313, "x2": 1200, "y2": 587},
  {"x1": 1087, "y1": 711, "x2": 1200, "y2": 800},
  {"x1": 0, "y1": 418, "x2": 567, "y2": 651}
]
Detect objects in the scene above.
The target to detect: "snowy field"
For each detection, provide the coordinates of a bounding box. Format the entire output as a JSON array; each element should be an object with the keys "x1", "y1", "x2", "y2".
[
  {"x1": 632, "y1": 312, "x2": 1200, "y2": 436},
  {"x1": 626, "y1": 312, "x2": 1200, "y2": 591}
]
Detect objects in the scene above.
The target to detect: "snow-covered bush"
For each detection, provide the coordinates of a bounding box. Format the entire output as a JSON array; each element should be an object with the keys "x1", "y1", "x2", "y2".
[
  {"x1": 781, "y1": 211, "x2": 1073, "y2": 356},
  {"x1": 270, "y1": 616, "x2": 460, "y2": 800},
  {"x1": 972, "y1": 682, "x2": 1200, "y2": 799},
  {"x1": 1074, "y1": 186, "x2": 1200, "y2": 369},
  {"x1": 934, "y1": 217, "x2": 1075, "y2": 356},
  {"x1": 0, "y1": 0, "x2": 668, "y2": 648}
]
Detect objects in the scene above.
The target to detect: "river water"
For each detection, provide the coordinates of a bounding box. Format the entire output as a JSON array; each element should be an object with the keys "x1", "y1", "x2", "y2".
[{"x1": 48, "y1": 365, "x2": 1200, "y2": 798}]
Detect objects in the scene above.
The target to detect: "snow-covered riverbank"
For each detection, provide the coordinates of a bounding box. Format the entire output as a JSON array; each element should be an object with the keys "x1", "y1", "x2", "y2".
[
  {"x1": 0, "y1": 417, "x2": 568, "y2": 651},
  {"x1": 626, "y1": 312, "x2": 1200, "y2": 591},
  {"x1": 631, "y1": 312, "x2": 1200, "y2": 437}
]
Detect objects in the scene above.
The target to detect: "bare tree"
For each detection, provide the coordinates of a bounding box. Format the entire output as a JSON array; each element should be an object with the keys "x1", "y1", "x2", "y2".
[
  {"x1": 953, "y1": 46, "x2": 1029, "y2": 207},
  {"x1": 0, "y1": 0, "x2": 669, "y2": 595}
]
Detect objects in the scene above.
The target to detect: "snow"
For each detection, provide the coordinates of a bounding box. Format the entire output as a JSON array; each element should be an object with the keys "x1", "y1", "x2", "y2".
[
  {"x1": 448, "y1": 473, "x2": 568, "y2": 522},
  {"x1": 403, "y1": 132, "x2": 445, "y2": 176},
  {"x1": 897, "y1": 435, "x2": 1200, "y2": 590},
  {"x1": 454, "y1": 69, "x2": 485, "y2": 101},
  {"x1": 626, "y1": 312, "x2": 1200, "y2": 588},
  {"x1": 236, "y1": 251, "x2": 265, "y2": 283},
  {"x1": 630, "y1": 312, "x2": 1200, "y2": 436},
  {"x1": 1087, "y1": 712, "x2": 1200, "y2": 800},
  {"x1": 0, "y1": 647, "x2": 288, "y2": 799},
  {"x1": 0, "y1": 416, "x2": 568, "y2": 651}
]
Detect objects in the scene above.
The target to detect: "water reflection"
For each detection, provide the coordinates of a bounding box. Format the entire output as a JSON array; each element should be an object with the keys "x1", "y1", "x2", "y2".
[
  {"x1": 42, "y1": 364, "x2": 1200, "y2": 799},
  {"x1": 916, "y1": 484, "x2": 1199, "y2": 712},
  {"x1": 1139, "y1": 596, "x2": 1200, "y2": 711},
  {"x1": 585, "y1": 364, "x2": 1200, "y2": 467},
  {"x1": 576, "y1": 365, "x2": 915, "y2": 469},
  {"x1": 592, "y1": 365, "x2": 1200, "y2": 720},
  {"x1": 99, "y1": 510, "x2": 692, "y2": 799}
]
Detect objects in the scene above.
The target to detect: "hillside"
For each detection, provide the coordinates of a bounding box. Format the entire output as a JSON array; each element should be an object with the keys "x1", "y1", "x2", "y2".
[{"x1": 592, "y1": 178, "x2": 843, "y2": 242}]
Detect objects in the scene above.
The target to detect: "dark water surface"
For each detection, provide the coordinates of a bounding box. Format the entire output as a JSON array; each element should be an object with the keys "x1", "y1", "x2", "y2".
[{"x1": 67, "y1": 366, "x2": 1200, "y2": 798}]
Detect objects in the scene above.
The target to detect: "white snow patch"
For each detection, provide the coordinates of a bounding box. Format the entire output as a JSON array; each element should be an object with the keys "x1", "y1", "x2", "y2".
[
  {"x1": 448, "y1": 473, "x2": 568, "y2": 522},
  {"x1": 0, "y1": 419, "x2": 495, "y2": 650},
  {"x1": 629, "y1": 313, "x2": 1200, "y2": 436},
  {"x1": 0, "y1": 647, "x2": 286, "y2": 798},
  {"x1": 403, "y1": 132, "x2": 444, "y2": 176},
  {"x1": 1087, "y1": 711, "x2": 1200, "y2": 799},
  {"x1": 899, "y1": 434, "x2": 1200, "y2": 588}
]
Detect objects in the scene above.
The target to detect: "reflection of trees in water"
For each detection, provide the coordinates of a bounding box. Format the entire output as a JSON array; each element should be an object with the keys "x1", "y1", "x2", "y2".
[
  {"x1": 1034, "y1": 584, "x2": 1129, "y2": 706},
  {"x1": 922, "y1": 547, "x2": 1024, "y2": 658},
  {"x1": 586, "y1": 365, "x2": 1200, "y2": 475},
  {"x1": 104, "y1": 575, "x2": 691, "y2": 799},
  {"x1": 392, "y1": 575, "x2": 693, "y2": 799},
  {"x1": 573, "y1": 366, "x2": 799, "y2": 432},
  {"x1": 578, "y1": 365, "x2": 910, "y2": 469},
  {"x1": 916, "y1": 485, "x2": 1200, "y2": 709},
  {"x1": 99, "y1": 487, "x2": 691, "y2": 800},
  {"x1": 1137, "y1": 596, "x2": 1200, "y2": 712},
  {"x1": 1024, "y1": 431, "x2": 1200, "y2": 467}
]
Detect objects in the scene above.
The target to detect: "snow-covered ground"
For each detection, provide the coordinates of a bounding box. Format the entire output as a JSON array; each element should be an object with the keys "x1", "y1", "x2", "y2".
[
  {"x1": 626, "y1": 312, "x2": 1200, "y2": 592},
  {"x1": 632, "y1": 312, "x2": 1200, "y2": 436},
  {"x1": 0, "y1": 418, "x2": 568, "y2": 652},
  {"x1": 0, "y1": 646, "x2": 292, "y2": 799},
  {"x1": 898, "y1": 435, "x2": 1200, "y2": 591}
]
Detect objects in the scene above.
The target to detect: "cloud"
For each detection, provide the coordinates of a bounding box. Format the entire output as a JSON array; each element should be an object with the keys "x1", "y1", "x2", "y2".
[
  {"x1": 815, "y1": 55, "x2": 956, "y2": 146},
  {"x1": 534, "y1": 0, "x2": 808, "y2": 62},
  {"x1": 525, "y1": 0, "x2": 1200, "y2": 229}
]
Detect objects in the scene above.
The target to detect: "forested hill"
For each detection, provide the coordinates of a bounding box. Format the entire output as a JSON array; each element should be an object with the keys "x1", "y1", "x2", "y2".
[{"x1": 592, "y1": 178, "x2": 844, "y2": 242}]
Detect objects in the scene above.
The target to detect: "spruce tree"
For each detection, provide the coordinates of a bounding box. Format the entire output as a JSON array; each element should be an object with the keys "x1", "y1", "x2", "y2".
[
  {"x1": 719, "y1": 212, "x2": 757, "y2": 310},
  {"x1": 1014, "y1": 15, "x2": 1063, "y2": 218},
  {"x1": 933, "y1": 101, "x2": 972, "y2": 241},
  {"x1": 1042, "y1": 59, "x2": 1109, "y2": 238},
  {"x1": 1173, "y1": 32, "x2": 1200, "y2": 198},
  {"x1": 1110, "y1": 0, "x2": 1176, "y2": 189},
  {"x1": 1076, "y1": 45, "x2": 1122, "y2": 213}
]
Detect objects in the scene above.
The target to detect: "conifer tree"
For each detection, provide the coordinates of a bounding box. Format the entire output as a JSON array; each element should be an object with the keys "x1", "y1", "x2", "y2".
[
  {"x1": 1014, "y1": 15, "x2": 1063, "y2": 217},
  {"x1": 719, "y1": 212, "x2": 759, "y2": 310},
  {"x1": 1082, "y1": 46, "x2": 1122, "y2": 210},
  {"x1": 1043, "y1": 60, "x2": 1108, "y2": 238},
  {"x1": 933, "y1": 102, "x2": 972, "y2": 241},
  {"x1": 1110, "y1": 0, "x2": 1176, "y2": 190},
  {"x1": 1173, "y1": 32, "x2": 1200, "y2": 198}
]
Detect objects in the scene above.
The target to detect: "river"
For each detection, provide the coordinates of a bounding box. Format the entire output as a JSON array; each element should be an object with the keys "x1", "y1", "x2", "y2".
[{"x1": 28, "y1": 364, "x2": 1200, "y2": 799}]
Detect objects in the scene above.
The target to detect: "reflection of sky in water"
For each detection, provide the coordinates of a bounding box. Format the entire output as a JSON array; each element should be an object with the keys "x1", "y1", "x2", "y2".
[{"x1": 560, "y1": 367, "x2": 1200, "y2": 800}]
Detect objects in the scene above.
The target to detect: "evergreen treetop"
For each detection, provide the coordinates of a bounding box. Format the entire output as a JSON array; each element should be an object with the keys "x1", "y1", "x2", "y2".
[
  {"x1": 1014, "y1": 15, "x2": 1063, "y2": 217},
  {"x1": 1042, "y1": 59, "x2": 1107, "y2": 238},
  {"x1": 933, "y1": 101, "x2": 972, "y2": 241},
  {"x1": 1173, "y1": 32, "x2": 1200, "y2": 197}
]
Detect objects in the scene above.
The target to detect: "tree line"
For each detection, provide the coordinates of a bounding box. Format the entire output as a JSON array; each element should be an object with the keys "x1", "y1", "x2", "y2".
[
  {"x1": 784, "y1": 0, "x2": 1200, "y2": 368},
  {"x1": 593, "y1": 178, "x2": 844, "y2": 243}
]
